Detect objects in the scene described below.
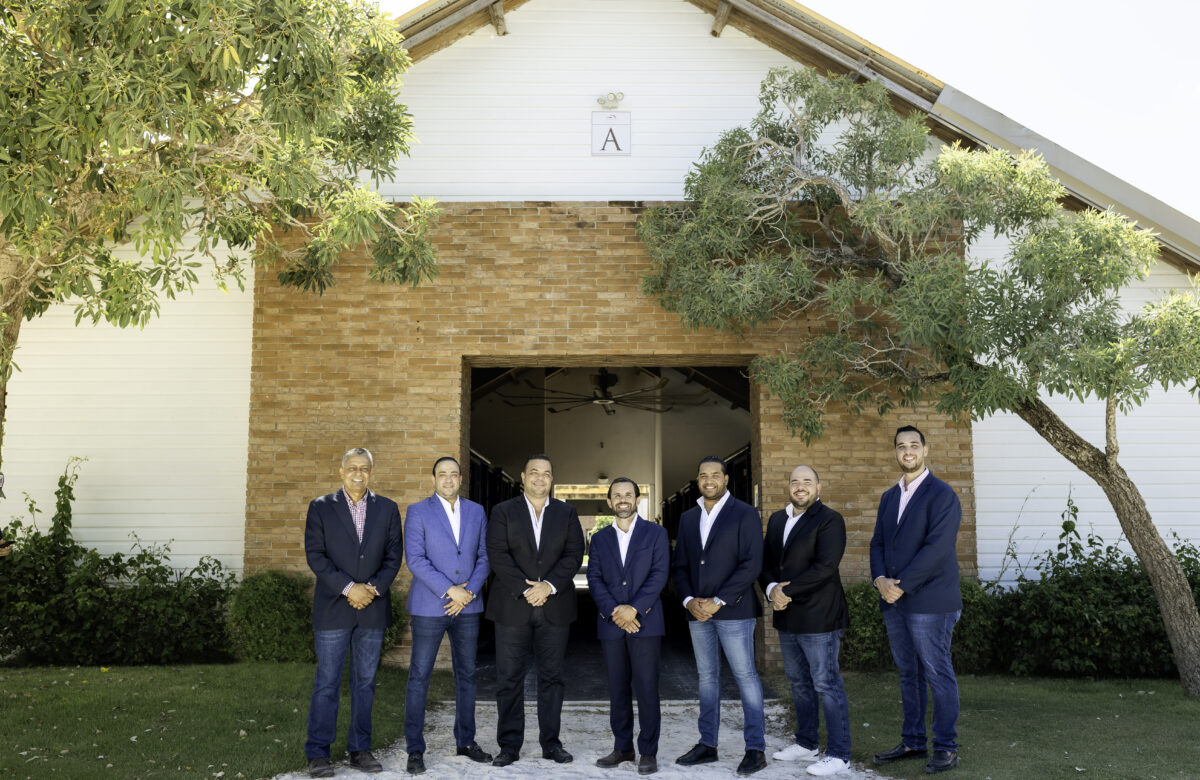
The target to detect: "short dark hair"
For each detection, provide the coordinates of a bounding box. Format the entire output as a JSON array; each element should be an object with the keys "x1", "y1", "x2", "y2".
[
  {"x1": 697, "y1": 455, "x2": 727, "y2": 475},
  {"x1": 523, "y1": 453, "x2": 553, "y2": 472},
  {"x1": 431, "y1": 456, "x2": 460, "y2": 476},
  {"x1": 894, "y1": 425, "x2": 926, "y2": 446},
  {"x1": 607, "y1": 477, "x2": 640, "y2": 499}
]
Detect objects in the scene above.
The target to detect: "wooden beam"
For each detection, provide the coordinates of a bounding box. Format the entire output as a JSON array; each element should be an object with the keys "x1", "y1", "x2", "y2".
[
  {"x1": 711, "y1": 1, "x2": 731, "y2": 37},
  {"x1": 489, "y1": 1, "x2": 508, "y2": 36},
  {"x1": 401, "y1": 0, "x2": 498, "y2": 51}
]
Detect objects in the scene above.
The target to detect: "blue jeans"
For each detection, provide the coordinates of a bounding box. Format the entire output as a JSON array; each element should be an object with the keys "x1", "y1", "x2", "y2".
[
  {"x1": 688, "y1": 617, "x2": 765, "y2": 752},
  {"x1": 882, "y1": 609, "x2": 960, "y2": 752},
  {"x1": 778, "y1": 629, "x2": 851, "y2": 761},
  {"x1": 404, "y1": 613, "x2": 481, "y2": 753},
  {"x1": 305, "y1": 626, "x2": 385, "y2": 759}
]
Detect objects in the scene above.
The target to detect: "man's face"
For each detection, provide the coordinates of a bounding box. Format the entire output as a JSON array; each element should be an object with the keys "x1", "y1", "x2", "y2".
[
  {"x1": 433, "y1": 461, "x2": 462, "y2": 502},
  {"x1": 607, "y1": 483, "x2": 638, "y2": 520},
  {"x1": 522, "y1": 459, "x2": 553, "y2": 501},
  {"x1": 696, "y1": 461, "x2": 729, "y2": 501},
  {"x1": 788, "y1": 466, "x2": 820, "y2": 511},
  {"x1": 340, "y1": 454, "x2": 373, "y2": 496},
  {"x1": 894, "y1": 431, "x2": 928, "y2": 475}
]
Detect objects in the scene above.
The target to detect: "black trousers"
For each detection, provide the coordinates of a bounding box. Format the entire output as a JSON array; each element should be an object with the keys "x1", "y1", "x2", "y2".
[
  {"x1": 493, "y1": 606, "x2": 571, "y2": 753},
  {"x1": 602, "y1": 634, "x2": 662, "y2": 755}
]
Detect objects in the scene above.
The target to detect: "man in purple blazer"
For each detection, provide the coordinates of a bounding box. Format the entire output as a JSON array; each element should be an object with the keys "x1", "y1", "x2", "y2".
[
  {"x1": 304, "y1": 448, "x2": 403, "y2": 779},
  {"x1": 870, "y1": 426, "x2": 963, "y2": 774},
  {"x1": 403, "y1": 456, "x2": 492, "y2": 775},
  {"x1": 587, "y1": 478, "x2": 669, "y2": 776}
]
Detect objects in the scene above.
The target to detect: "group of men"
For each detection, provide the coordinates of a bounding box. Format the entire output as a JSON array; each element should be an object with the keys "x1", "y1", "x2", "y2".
[{"x1": 301, "y1": 424, "x2": 964, "y2": 778}]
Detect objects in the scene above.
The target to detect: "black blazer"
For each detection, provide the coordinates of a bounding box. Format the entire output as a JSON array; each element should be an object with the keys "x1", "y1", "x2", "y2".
[
  {"x1": 304, "y1": 489, "x2": 403, "y2": 630},
  {"x1": 670, "y1": 494, "x2": 763, "y2": 621},
  {"x1": 758, "y1": 500, "x2": 848, "y2": 634},
  {"x1": 484, "y1": 494, "x2": 585, "y2": 627}
]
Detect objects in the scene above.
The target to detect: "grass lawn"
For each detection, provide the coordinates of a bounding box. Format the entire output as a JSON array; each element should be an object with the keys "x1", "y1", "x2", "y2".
[
  {"x1": 0, "y1": 663, "x2": 454, "y2": 780},
  {"x1": 763, "y1": 669, "x2": 1200, "y2": 779}
]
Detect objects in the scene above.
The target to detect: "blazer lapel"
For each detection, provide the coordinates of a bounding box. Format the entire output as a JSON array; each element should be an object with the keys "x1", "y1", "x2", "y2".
[
  {"x1": 333, "y1": 490, "x2": 358, "y2": 544},
  {"x1": 359, "y1": 493, "x2": 378, "y2": 548},
  {"x1": 620, "y1": 518, "x2": 647, "y2": 575},
  {"x1": 431, "y1": 496, "x2": 460, "y2": 550}
]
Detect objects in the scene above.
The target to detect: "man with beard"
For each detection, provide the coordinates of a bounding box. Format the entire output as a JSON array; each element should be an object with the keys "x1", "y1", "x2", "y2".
[
  {"x1": 671, "y1": 455, "x2": 767, "y2": 777},
  {"x1": 870, "y1": 426, "x2": 963, "y2": 774},
  {"x1": 586, "y1": 478, "x2": 669, "y2": 776},
  {"x1": 760, "y1": 466, "x2": 851, "y2": 776}
]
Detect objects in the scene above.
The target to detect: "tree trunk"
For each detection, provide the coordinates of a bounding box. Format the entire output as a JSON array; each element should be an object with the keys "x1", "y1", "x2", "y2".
[
  {"x1": 1016, "y1": 397, "x2": 1200, "y2": 696},
  {"x1": 0, "y1": 247, "x2": 33, "y2": 473}
]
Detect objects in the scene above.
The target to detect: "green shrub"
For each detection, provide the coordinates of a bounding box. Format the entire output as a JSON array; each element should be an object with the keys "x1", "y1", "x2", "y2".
[
  {"x1": 0, "y1": 460, "x2": 235, "y2": 664},
  {"x1": 384, "y1": 589, "x2": 409, "y2": 651},
  {"x1": 228, "y1": 570, "x2": 316, "y2": 662},
  {"x1": 952, "y1": 578, "x2": 998, "y2": 673}
]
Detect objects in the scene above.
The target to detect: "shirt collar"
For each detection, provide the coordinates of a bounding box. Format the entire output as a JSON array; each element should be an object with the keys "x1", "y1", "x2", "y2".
[
  {"x1": 341, "y1": 487, "x2": 372, "y2": 506},
  {"x1": 614, "y1": 515, "x2": 638, "y2": 538},
  {"x1": 786, "y1": 498, "x2": 821, "y2": 521},
  {"x1": 524, "y1": 494, "x2": 549, "y2": 519},
  {"x1": 697, "y1": 490, "x2": 731, "y2": 517},
  {"x1": 898, "y1": 468, "x2": 931, "y2": 494},
  {"x1": 436, "y1": 493, "x2": 458, "y2": 514}
]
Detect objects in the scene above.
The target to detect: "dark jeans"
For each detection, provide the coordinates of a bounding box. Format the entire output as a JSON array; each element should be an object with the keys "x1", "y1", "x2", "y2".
[
  {"x1": 602, "y1": 634, "x2": 662, "y2": 755},
  {"x1": 404, "y1": 613, "x2": 481, "y2": 753},
  {"x1": 778, "y1": 629, "x2": 851, "y2": 761},
  {"x1": 305, "y1": 626, "x2": 385, "y2": 759},
  {"x1": 883, "y1": 609, "x2": 961, "y2": 752},
  {"x1": 493, "y1": 607, "x2": 570, "y2": 753}
]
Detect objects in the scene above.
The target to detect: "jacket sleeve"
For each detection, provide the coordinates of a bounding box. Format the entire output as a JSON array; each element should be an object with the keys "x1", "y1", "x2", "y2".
[
  {"x1": 305, "y1": 500, "x2": 354, "y2": 595},
  {"x1": 366, "y1": 500, "x2": 403, "y2": 591},
  {"x1": 544, "y1": 504, "x2": 584, "y2": 595},
  {"x1": 671, "y1": 520, "x2": 695, "y2": 604},
  {"x1": 783, "y1": 509, "x2": 846, "y2": 597},
  {"x1": 894, "y1": 484, "x2": 961, "y2": 595},
  {"x1": 486, "y1": 500, "x2": 531, "y2": 600},
  {"x1": 631, "y1": 527, "x2": 669, "y2": 617},
  {"x1": 757, "y1": 515, "x2": 778, "y2": 595},
  {"x1": 404, "y1": 504, "x2": 455, "y2": 599},
  {"x1": 586, "y1": 533, "x2": 618, "y2": 619},
  {"x1": 467, "y1": 505, "x2": 491, "y2": 595},
  {"x1": 714, "y1": 505, "x2": 764, "y2": 606},
  {"x1": 869, "y1": 491, "x2": 890, "y2": 581}
]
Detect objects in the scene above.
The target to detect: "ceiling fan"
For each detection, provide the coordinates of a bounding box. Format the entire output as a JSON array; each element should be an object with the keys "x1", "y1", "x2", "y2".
[{"x1": 496, "y1": 367, "x2": 709, "y2": 415}]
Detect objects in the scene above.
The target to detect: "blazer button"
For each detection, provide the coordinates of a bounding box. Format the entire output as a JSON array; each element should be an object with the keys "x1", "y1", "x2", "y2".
[
  {"x1": 455, "y1": 570, "x2": 460, "y2": 575},
  {"x1": 700, "y1": 559, "x2": 705, "y2": 565},
  {"x1": 622, "y1": 580, "x2": 627, "y2": 586}
]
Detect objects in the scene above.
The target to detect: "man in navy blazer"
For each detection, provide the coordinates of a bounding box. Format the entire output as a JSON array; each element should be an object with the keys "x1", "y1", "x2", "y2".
[
  {"x1": 485, "y1": 454, "x2": 584, "y2": 767},
  {"x1": 671, "y1": 455, "x2": 767, "y2": 777},
  {"x1": 303, "y1": 448, "x2": 403, "y2": 779},
  {"x1": 402, "y1": 456, "x2": 492, "y2": 774},
  {"x1": 587, "y1": 478, "x2": 669, "y2": 776},
  {"x1": 870, "y1": 426, "x2": 963, "y2": 774}
]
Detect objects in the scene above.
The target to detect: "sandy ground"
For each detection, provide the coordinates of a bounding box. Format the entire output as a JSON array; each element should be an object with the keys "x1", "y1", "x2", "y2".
[{"x1": 273, "y1": 699, "x2": 895, "y2": 780}]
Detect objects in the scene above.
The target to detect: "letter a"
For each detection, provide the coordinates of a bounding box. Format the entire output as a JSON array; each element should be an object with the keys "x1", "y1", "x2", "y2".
[{"x1": 601, "y1": 128, "x2": 622, "y2": 152}]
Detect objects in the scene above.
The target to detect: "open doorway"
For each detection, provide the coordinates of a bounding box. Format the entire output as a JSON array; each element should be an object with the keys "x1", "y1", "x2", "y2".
[{"x1": 468, "y1": 365, "x2": 756, "y2": 700}]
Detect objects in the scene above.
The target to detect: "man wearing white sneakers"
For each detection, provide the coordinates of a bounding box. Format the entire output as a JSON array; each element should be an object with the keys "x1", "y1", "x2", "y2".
[{"x1": 759, "y1": 466, "x2": 851, "y2": 776}]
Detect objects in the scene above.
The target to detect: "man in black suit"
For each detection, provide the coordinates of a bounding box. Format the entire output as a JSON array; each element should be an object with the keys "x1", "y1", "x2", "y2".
[
  {"x1": 671, "y1": 455, "x2": 767, "y2": 777},
  {"x1": 760, "y1": 466, "x2": 851, "y2": 777},
  {"x1": 303, "y1": 447, "x2": 403, "y2": 779},
  {"x1": 485, "y1": 454, "x2": 585, "y2": 767}
]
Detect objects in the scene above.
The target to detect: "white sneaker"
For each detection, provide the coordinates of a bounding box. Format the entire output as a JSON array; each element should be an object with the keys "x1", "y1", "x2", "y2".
[
  {"x1": 772, "y1": 744, "x2": 819, "y2": 761},
  {"x1": 806, "y1": 756, "x2": 849, "y2": 776}
]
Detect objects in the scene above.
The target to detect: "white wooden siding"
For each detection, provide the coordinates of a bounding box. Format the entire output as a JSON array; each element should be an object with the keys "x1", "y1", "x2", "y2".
[
  {"x1": 3, "y1": 253, "x2": 253, "y2": 574},
  {"x1": 968, "y1": 234, "x2": 1200, "y2": 582},
  {"x1": 381, "y1": 0, "x2": 795, "y2": 202}
]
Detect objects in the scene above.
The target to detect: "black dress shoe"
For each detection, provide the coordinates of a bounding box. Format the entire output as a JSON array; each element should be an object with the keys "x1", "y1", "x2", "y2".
[
  {"x1": 456, "y1": 743, "x2": 493, "y2": 763},
  {"x1": 307, "y1": 757, "x2": 334, "y2": 779},
  {"x1": 543, "y1": 747, "x2": 574, "y2": 763},
  {"x1": 638, "y1": 755, "x2": 659, "y2": 775},
  {"x1": 874, "y1": 743, "x2": 928, "y2": 765},
  {"x1": 492, "y1": 751, "x2": 520, "y2": 767},
  {"x1": 926, "y1": 750, "x2": 959, "y2": 773},
  {"x1": 736, "y1": 750, "x2": 767, "y2": 776},
  {"x1": 349, "y1": 750, "x2": 383, "y2": 773},
  {"x1": 675, "y1": 743, "x2": 718, "y2": 766},
  {"x1": 406, "y1": 752, "x2": 425, "y2": 775},
  {"x1": 595, "y1": 749, "x2": 635, "y2": 767}
]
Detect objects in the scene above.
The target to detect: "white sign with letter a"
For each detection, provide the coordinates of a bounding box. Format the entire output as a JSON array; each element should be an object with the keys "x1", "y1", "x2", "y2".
[{"x1": 592, "y1": 111, "x2": 631, "y2": 156}]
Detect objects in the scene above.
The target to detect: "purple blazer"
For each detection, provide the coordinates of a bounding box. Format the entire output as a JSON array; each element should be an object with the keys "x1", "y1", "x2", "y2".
[{"x1": 404, "y1": 495, "x2": 490, "y2": 617}]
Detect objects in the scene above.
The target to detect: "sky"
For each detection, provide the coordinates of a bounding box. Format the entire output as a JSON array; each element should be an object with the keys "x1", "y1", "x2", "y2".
[{"x1": 376, "y1": 0, "x2": 1200, "y2": 222}]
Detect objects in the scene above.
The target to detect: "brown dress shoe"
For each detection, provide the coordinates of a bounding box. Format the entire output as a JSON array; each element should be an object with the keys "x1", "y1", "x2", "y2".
[
  {"x1": 638, "y1": 755, "x2": 659, "y2": 775},
  {"x1": 595, "y1": 749, "x2": 635, "y2": 767}
]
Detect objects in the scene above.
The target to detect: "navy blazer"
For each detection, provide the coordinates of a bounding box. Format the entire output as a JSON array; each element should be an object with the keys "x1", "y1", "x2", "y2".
[
  {"x1": 485, "y1": 494, "x2": 585, "y2": 627},
  {"x1": 305, "y1": 489, "x2": 404, "y2": 630},
  {"x1": 404, "y1": 495, "x2": 490, "y2": 618},
  {"x1": 670, "y1": 494, "x2": 764, "y2": 621},
  {"x1": 587, "y1": 517, "x2": 670, "y2": 640},
  {"x1": 759, "y1": 500, "x2": 849, "y2": 634},
  {"x1": 869, "y1": 472, "x2": 962, "y2": 614}
]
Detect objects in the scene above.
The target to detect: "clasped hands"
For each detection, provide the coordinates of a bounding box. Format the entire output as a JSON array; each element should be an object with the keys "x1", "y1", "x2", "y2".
[
  {"x1": 686, "y1": 597, "x2": 722, "y2": 622},
  {"x1": 443, "y1": 583, "x2": 474, "y2": 616},
  {"x1": 769, "y1": 581, "x2": 792, "y2": 611},
  {"x1": 346, "y1": 582, "x2": 380, "y2": 610},
  {"x1": 523, "y1": 579, "x2": 552, "y2": 607},
  {"x1": 875, "y1": 576, "x2": 904, "y2": 604},
  {"x1": 611, "y1": 604, "x2": 640, "y2": 634}
]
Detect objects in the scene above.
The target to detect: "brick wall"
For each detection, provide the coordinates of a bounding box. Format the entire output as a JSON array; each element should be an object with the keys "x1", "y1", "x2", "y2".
[{"x1": 244, "y1": 201, "x2": 976, "y2": 665}]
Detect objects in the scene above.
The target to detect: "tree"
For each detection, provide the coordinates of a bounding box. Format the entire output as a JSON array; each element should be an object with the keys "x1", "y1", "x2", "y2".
[
  {"x1": 0, "y1": 0, "x2": 438, "y2": 469},
  {"x1": 637, "y1": 66, "x2": 1200, "y2": 694}
]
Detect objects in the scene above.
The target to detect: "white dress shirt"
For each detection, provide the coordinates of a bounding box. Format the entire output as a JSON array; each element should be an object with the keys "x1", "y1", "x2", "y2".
[
  {"x1": 697, "y1": 490, "x2": 731, "y2": 548},
  {"x1": 436, "y1": 494, "x2": 461, "y2": 545},
  {"x1": 614, "y1": 515, "x2": 638, "y2": 566},
  {"x1": 523, "y1": 495, "x2": 556, "y2": 595}
]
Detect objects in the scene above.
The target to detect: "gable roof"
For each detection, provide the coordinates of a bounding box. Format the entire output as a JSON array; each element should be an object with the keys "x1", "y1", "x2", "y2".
[{"x1": 395, "y1": 0, "x2": 1200, "y2": 273}]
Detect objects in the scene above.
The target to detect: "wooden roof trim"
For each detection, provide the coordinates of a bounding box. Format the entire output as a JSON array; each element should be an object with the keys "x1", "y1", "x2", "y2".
[{"x1": 711, "y1": 1, "x2": 732, "y2": 37}]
